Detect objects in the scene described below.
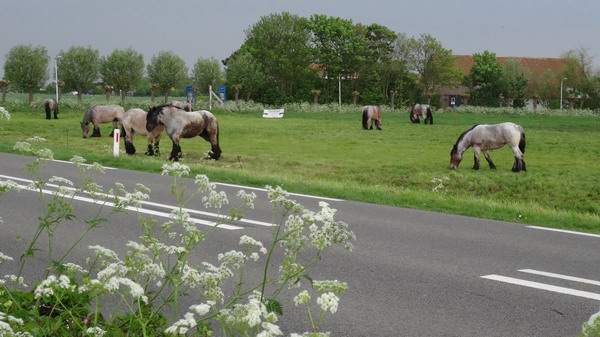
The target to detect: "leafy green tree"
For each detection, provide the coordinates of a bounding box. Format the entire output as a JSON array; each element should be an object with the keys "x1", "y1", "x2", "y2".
[
  {"x1": 405, "y1": 34, "x2": 461, "y2": 104},
  {"x1": 191, "y1": 57, "x2": 224, "y2": 94},
  {"x1": 100, "y1": 47, "x2": 145, "y2": 102},
  {"x1": 58, "y1": 46, "x2": 100, "y2": 103},
  {"x1": 500, "y1": 59, "x2": 529, "y2": 107},
  {"x1": 360, "y1": 23, "x2": 398, "y2": 102},
  {"x1": 468, "y1": 50, "x2": 504, "y2": 106},
  {"x1": 560, "y1": 47, "x2": 598, "y2": 109},
  {"x1": 3, "y1": 44, "x2": 49, "y2": 103},
  {"x1": 309, "y1": 14, "x2": 367, "y2": 103},
  {"x1": 242, "y1": 12, "x2": 313, "y2": 102},
  {"x1": 224, "y1": 51, "x2": 267, "y2": 100},
  {"x1": 147, "y1": 51, "x2": 188, "y2": 103}
]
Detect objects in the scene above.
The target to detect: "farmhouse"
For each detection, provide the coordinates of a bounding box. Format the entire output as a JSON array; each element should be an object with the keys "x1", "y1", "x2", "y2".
[{"x1": 439, "y1": 55, "x2": 567, "y2": 109}]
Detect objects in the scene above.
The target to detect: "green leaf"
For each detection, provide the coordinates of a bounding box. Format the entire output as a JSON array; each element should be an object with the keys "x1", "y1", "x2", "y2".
[{"x1": 265, "y1": 298, "x2": 283, "y2": 315}]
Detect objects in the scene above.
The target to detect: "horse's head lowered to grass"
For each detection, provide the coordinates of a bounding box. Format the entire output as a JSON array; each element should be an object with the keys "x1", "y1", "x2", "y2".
[{"x1": 449, "y1": 122, "x2": 526, "y2": 172}]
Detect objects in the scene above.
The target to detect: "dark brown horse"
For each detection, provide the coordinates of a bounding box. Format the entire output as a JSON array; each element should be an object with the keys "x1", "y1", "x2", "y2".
[
  {"x1": 121, "y1": 108, "x2": 164, "y2": 156},
  {"x1": 410, "y1": 104, "x2": 433, "y2": 124},
  {"x1": 450, "y1": 122, "x2": 526, "y2": 172},
  {"x1": 362, "y1": 105, "x2": 382, "y2": 130},
  {"x1": 43, "y1": 99, "x2": 59, "y2": 120},
  {"x1": 146, "y1": 104, "x2": 221, "y2": 161},
  {"x1": 80, "y1": 104, "x2": 125, "y2": 138}
]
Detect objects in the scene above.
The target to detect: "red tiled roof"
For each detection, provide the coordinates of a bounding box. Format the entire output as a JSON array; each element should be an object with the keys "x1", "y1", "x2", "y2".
[{"x1": 454, "y1": 55, "x2": 567, "y2": 76}]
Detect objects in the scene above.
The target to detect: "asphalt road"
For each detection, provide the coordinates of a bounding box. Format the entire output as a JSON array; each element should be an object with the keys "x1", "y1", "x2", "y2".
[{"x1": 1, "y1": 152, "x2": 599, "y2": 336}]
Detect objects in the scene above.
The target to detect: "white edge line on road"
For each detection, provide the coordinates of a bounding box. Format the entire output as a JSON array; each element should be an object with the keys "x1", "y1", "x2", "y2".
[
  {"x1": 518, "y1": 269, "x2": 600, "y2": 287},
  {"x1": 3, "y1": 178, "x2": 243, "y2": 230},
  {"x1": 481, "y1": 274, "x2": 600, "y2": 301},
  {"x1": 214, "y1": 182, "x2": 343, "y2": 202},
  {"x1": 526, "y1": 226, "x2": 600, "y2": 238},
  {"x1": 1, "y1": 174, "x2": 273, "y2": 228},
  {"x1": 46, "y1": 159, "x2": 117, "y2": 170},
  {"x1": 37, "y1": 159, "x2": 341, "y2": 201}
]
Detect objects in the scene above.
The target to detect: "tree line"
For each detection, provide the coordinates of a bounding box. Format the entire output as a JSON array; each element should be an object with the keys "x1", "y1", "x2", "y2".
[{"x1": 2, "y1": 12, "x2": 599, "y2": 109}]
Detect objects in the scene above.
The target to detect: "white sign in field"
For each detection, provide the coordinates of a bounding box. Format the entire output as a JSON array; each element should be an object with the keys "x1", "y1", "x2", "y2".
[{"x1": 263, "y1": 109, "x2": 284, "y2": 118}]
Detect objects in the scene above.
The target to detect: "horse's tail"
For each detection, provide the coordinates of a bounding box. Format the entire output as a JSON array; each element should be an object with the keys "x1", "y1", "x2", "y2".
[
  {"x1": 426, "y1": 106, "x2": 433, "y2": 124},
  {"x1": 519, "y1": 129, "x2": 526, "y2": 155},
  {"x1": 362, "y1": 107, "x2": 369, "y2": 129}
]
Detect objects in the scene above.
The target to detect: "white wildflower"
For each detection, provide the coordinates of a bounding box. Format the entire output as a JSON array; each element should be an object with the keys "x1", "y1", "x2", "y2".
[
  {"x1": 314, "y1": 280, "x2": 348, "y2": 294},
  {"x1": 126, "y1": 240, "x2": 148, "y2": 252},
  {"x1": 49, "y1": 176, "x2": 73, "y2": 186},
  {"x1": 0, "y1": 107, "x2": 10, "y2": 120},
  {"x1": 13, "y1": 141, "x2": 32, "y2": 153},
  {"x1": 190, "y1": 302, "x2": 213, "y2": 316},
  {"x1": 4, "y1": 274, "x2": 26, "y2": 287},
  {"x1": 218, "y1": 250, "x2": 247, "y2": 269},
  {"x1": 316, "y1": 292, "x2": 339, "y2": 314},
  {"x1": 88, "y1": 245, "x2": 120, "y2": 261},
  {"x1": 34, "y1": 148, "x2": 54, "y2": 160},
  {"x1": 85, "y1": 326, "x2": 107, "y2": 337},
  {"x1": 70, "y1": 155, "x2": 86, "y2": 166},
  {"x1": 294, "y1": 290, "x2": 311, "y2": 306},
  {"x1": 240, "y1": 235, "x2": 267, "y2": 254},
  {"x1": 161, "y1": 162, "x2": 190, "y2": 177},
  {"x1": 0, "y1": 252, "x2": 14, "y2": 263},
  {"x1": 258, "y1": 322, "x2": 283, "y2": 337},
  {"x1": 194, "y1": 174, "x2": 215, "y2": 192},
  {"x1": 237, "y1": 190, "x2": 256, "y2": 209},
  {"x1": 26, "y1": 136, "x2": 46, "y2": 143},
  {"x1": 202, "y1": 190, "x2": 229, "y2": 209},
  {"x1": 104, "y1": 277, "x2": 148, "y2": 303},
  {"x1": 0, "y1": 179, "x2": 20, "y2": 193},
  {"x1": 96, "y1": 262, "x2": 128, "y2": 280},
  {"x1": 165, "y1": 312, "x2": 196, "y2": 335},
  {"x1": 34, "y1": 275, "x2": 57, "y2": 298}
]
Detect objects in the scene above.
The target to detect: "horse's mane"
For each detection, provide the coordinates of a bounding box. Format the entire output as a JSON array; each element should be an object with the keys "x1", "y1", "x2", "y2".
[
  {"x1": 453, "y1": 124, "x2": 480, "y2": 149},
  {"x1": 82, "y1": 105, "x2": 98, "y2": 124}
]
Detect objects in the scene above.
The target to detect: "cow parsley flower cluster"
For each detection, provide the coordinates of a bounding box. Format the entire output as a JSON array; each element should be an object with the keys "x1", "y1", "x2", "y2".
[{"x1": 161, "y1": 162, "x2": 190, "y2": 177}]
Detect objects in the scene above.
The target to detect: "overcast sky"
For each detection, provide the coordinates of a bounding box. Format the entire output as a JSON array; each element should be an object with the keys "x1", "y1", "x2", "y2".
[{"x1": 1, "y1": 0, "x2": 599, "y2": 79}]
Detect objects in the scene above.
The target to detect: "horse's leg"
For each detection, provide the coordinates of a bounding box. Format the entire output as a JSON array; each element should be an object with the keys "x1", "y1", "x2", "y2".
[
  {"x1": 125, "y1": 131, "x2": 136, "y2": 155},
  {"x1": 200, "y1": 130, "x2": 221, "y2": 160},
  {"x1": 92, "y1": 123, "x2": 101, "y2": 137},
  {"x1": 376, "y1": 119, "x2": 382, "y2": 130},
  {"x1": 45, "y1": 105, "x2": 51, "y2": 120},
  {"x1": 54, "y1": 107, "x2": 59, "y2": 119},
  {"x1": 511, "y1": 155, "x2": 526, "y2": 172},
  {"x1": 154, "y1": 133, "x2": 161, "y2": 156},
  {"x1": 511, "y1": 146, "x2": 525, "y2": 172},
  {"x1": 169, "y1": 136, "x2": 182, "y2": 161},
  {"x1": 483, "y1": 151, "x2": 496, "y2": 169},
  {"x1": 108, "y1": 121, "x2": 117, "y2": 137},
  {"x1": 472, "y1": 147, "x2": 481, "y2": 170}
]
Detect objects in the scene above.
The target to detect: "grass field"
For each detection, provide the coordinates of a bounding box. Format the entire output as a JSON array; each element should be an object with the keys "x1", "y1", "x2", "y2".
[{"x1": 1, "y1": 95, "x2": 599, "y2": 232}]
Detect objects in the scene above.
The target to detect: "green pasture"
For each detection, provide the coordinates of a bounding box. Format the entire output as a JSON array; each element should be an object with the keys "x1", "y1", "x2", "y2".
[{"x1": 0, "y1": 97, "x2": 599, "y2": 233}]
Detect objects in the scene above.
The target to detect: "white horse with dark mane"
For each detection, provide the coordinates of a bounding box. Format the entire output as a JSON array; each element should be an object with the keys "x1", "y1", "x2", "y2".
[{"x1": 449, "y1": 122, "x2": 526, "y2": 172}]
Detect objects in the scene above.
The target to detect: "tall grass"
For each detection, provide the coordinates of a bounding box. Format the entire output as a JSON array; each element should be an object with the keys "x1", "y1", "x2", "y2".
[{"x1": 1, "y1": 95, "x2": 599, "y2": 232}]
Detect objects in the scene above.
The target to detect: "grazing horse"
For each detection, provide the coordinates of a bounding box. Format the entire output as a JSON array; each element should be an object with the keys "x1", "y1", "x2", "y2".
[
  {"x1": 146, "y1": 104, "x2": 221, "y2": 161},
  {"x1": 121, "y1": 108, "x2": 164, "y2": 156},
  {"x1": 449, "y1": 122, "x2": 526, "y2": 172},
  {"x1": 80, "y1": 104, "x2": 125, "y2": 138},
  {"x1": 169, "y1": 100, "x2": 192, "y2": 112},
  {"x1": 410, "y1": 104, "x2": 433, "y2": 124},
  {"x1": 43, "y1": 98, "x2": 59, "y2": 120},
  {"x1": 362, "y1": 105, "x2": 382, "y2": 130}
]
